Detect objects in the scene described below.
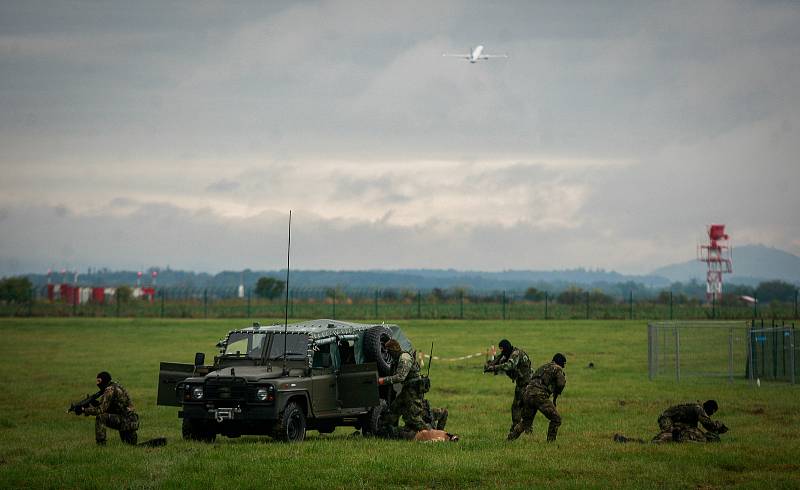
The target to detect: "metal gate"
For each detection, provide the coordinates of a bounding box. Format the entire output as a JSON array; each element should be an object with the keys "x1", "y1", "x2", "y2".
[{"x1": 748, "y1": 323, "x2": 797, "y2": 384}]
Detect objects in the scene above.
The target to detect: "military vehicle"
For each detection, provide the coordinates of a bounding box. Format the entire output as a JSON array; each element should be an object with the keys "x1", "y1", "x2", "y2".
[{"x1": 157, "y1": 319, "x2": 412, "y2": 442}]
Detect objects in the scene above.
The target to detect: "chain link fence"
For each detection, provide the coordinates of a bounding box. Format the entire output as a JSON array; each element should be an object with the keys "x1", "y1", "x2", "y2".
[
  {"x1": 1, "y1": 286, "x2": 799, "y2": 320},
  {"x1": 649, "y1": 320, "x2": 798, "y2": 384},
  {"x1": 749, "y1": 321, "x2": 797, "y2": 384}
]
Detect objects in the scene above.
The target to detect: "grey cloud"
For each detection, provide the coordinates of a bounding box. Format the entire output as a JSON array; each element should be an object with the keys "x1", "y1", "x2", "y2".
[{"x1": 205, "y1": 179, "x2": 241, "y2": 193}]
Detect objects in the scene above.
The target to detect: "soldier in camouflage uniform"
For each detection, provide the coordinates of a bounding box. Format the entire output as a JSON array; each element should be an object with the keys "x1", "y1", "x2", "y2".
[
  {"x1": 484, "y1": 339, "x2": 532, "y2": 436},
  {"x1": 508, "y1": 353, "x2": 567, "y2": 442},
  {"x1": 83, "y1": 371, "x2": 139, "y2": 445},
  {"x1": 378, "y1": 340, "x2": 428, "y2": 438},
  {"x1": 651, "y1": 400, "x2": 728, "y2": 443}
]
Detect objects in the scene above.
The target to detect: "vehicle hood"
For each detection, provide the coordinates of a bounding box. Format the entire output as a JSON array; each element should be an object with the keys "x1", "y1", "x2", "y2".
[{"x1": 204, "y1": 365, "x2": 286, "y2": 381}]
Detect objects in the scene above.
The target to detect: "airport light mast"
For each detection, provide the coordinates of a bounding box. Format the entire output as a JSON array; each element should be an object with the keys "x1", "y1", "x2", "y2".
[{"x1": 697, "y1": 224, "x2": 733, "y2": 303}]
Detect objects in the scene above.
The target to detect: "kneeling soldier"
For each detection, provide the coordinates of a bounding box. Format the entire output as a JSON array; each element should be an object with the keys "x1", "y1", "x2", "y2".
[
  {"x1": 378, "y1": 340, "x2": 428, "y2": 438},
  {"x1": 83, "y1": 371, "x2": 139, "y2": 445}
]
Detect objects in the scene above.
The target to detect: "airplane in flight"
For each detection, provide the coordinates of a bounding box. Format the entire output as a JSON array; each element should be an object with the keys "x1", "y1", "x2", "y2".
[{"x1": 442, "y1": 45, "x2": 508, "y2": 63}]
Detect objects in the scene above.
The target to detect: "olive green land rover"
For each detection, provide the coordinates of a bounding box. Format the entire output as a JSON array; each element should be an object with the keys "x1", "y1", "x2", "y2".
[{"x1": 157, "y1": 319, "x2": 412, "y2": 442}]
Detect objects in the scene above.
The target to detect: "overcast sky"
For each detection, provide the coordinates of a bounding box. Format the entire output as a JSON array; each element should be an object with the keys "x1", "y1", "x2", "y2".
[{"x1": 1, "y1": 1, "x2": 798, "y2": 275}]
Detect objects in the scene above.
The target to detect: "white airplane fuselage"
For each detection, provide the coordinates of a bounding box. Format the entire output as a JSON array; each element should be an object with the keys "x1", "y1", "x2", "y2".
[{"x1": 469, "y1": 45, "x2": 484, "y2": 63}]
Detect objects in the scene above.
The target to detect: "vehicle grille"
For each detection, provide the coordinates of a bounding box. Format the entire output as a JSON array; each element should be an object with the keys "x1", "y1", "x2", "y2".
[{"x1": 204, "y1": 377, "x2": 249, "y2": 403}]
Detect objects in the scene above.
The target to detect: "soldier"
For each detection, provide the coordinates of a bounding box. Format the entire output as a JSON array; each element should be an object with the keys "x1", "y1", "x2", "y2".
[
  {"x1": 484, "y1": 339, "x2": 532, "y2": 435},
  {"x1": 378, "y1": 339, "x2": 428, "y2": 438},
  {"x1": 82, "y1": 371, "x2": 139, "y2": 445},
  {"x1": 508, "y1": 353, "x2": 567, "y2": 442},
  {"x1": 651, "y1": 400, "x2": 728, "y2": 443}
]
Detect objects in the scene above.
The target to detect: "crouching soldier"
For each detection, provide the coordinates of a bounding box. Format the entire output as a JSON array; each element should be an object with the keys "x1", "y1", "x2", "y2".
[
  {"x1": 82, "y1": 371, "x2": 139, "y2": 445},
  {"x1": 508, "y1": 353, "x2": 566, "y2": 442},
  {"x1": 378, "y1": 340, "x2": 428, "y2": 438},
  {"x1": 651, "y1": 400, "x2": 728, "y2": 443}
]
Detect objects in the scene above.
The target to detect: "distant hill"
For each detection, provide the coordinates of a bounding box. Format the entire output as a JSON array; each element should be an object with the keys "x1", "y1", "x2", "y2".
[{"x1": 651, "y1": 244, "x2": 800, "y2": 286}]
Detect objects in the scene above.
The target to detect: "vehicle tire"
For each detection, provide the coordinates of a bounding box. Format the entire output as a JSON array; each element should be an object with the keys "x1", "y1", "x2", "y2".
[
  {"x1": 360, "y1": 399, "x2": 388, "y2": 437},
  {"x1": 273, "y1": 402, "x2": 306, "y2": 442},
  {"x1": 182, "y1": 418, "x2": 216, "y2": 443},
  {"x1": 363, "y1": 325, "x2": 394, "y2": 376}
]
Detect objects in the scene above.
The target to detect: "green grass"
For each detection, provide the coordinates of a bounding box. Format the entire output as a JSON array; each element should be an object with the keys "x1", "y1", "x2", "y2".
[{"x1": 1, "y1": 318, "x2": 799, "y2": 489}]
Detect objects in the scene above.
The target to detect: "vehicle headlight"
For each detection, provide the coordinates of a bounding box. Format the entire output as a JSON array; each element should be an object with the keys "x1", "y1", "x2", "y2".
[
  {"x1": 255, "y1": 385, "x2": 274, "y2": 402},
  {"x1": 191, "y1": 385, "x2": 204, "y2": 400}
]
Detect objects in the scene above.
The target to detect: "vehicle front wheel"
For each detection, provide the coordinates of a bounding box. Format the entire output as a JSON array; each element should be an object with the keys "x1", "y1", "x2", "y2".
[
  {"x1": 182, "y1": 418, "x2": 216, "y2": 443},
  {"x1": 273, "y1": 402, "x2": 306, "y2": 442}
]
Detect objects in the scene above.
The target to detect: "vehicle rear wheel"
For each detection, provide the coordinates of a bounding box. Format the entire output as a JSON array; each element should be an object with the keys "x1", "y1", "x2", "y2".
[
  {"x1": 273, "y1": 402, "x2": 306, "y2": 442},
  {"x1": 182, "y1": 418, "x2": 216, "y2": 443},
  {"x1": 363, "y1": 325, "x2": 394, "y2": 376},
  {"x1": 360, "y1": 399, "x2": 388, "y2": 436}
]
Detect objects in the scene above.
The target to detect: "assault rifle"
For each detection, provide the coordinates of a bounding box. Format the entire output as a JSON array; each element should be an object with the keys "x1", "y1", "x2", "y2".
[
  {"x1": 67, "y1": 390, "x2": 103, "y2": 415},
  {"x1": 483, "y1": 350, "x2": 509, "y2": 375}
]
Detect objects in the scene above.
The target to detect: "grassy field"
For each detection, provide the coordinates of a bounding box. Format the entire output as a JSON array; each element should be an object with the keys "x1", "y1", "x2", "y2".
[{"x1": 1, "y1": 318, "x2": 798, "y2": 489}]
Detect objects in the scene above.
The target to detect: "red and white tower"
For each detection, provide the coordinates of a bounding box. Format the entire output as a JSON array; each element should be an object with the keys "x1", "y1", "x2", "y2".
[{"x1": 698, "y1": 224, "x2": 733, "y2": 302}]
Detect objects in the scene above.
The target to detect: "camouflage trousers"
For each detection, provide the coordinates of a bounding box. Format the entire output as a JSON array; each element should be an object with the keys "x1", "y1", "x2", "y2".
[
  {"x1": 508, "y1": 389, "x2": 561, "y2": 442},
  {"x1": 381, "y1": 385, "x2": 428, "y2": 435},
  {"x1": 511, "y1": 383, "x2": 528, "y2": 433},
  {"x1": 95, "y1": 412, "x2": 139, "y2": 445},
  {"x1": 652, "y1": 418, "x2": 720, "y2": 443}
]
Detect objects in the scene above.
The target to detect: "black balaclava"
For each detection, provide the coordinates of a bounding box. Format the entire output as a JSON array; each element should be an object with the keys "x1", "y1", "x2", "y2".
[
  {"x1": 552, "y1": 353, "x2": 567, "y2": 368},
  {"x1": 703, "y1": 399, "x2": 718, "y2": 416},
  {"x1": 499, "y1": 339, "x2": 512, "y2": 356},
  {"x1": 96, "y1": 371, "x2": 112, "y2": 390}
]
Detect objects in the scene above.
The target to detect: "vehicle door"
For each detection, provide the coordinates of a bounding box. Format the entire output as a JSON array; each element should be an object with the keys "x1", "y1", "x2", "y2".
[
  {"x1": 336, "y1": 337, "x2": 380, "y2": 409},
  {"x1": 157, "y1": 362, "x2": 195, "y2": 406},
  {"x1": 310, "y1": 339, "x2": 338, "y2": 415}
]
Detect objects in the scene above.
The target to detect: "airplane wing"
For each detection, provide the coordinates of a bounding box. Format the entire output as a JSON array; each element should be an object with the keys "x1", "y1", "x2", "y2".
[
  {"x1": 442, "y1": 53, "x2": 471, "y2": 59},
  {"x1": 480, "y1": 54, "x2": 509, "y2": 59}
]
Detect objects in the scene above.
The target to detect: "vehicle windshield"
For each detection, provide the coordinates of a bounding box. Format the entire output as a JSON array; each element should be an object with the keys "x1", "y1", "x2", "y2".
[
  {"x1": 224, "y1": 332, "x2": 268, "y2": 359},
  {"x1": 267, "y1": 333, "x2": 309, "y2": 360}
]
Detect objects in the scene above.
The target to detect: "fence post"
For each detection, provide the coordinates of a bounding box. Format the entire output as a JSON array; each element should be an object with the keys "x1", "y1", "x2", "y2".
[
  {"x1": 374, "y1": 290, "x2": 379, "y2": 318},
  {"x1": 669, "y1": 291, "x2": 673, "y2": 320},
  {"x1": 203, "y1": 289, "x2": 208, "y2": 319},
  {"x1": 648, "y1": 323, "x2": 653, "y2": 380},
  {"x1": 160, "y1": 289, "x2": 165, "y2": 318},
  {"x1": 544, "y1": 292, "x2": 548, "y2": 320},
  {"x1": 753, "y1": 294, "x2": 758, "y2": 319},
  {"x1": 675, "y1": 326, "x2": 681, "y2": 382},
  {"x1": 28, "y1": 287, "x2": 34, "y2": 317},
  {"x1": 585, "y1": 291, "x2": 590, "y2": 320},
  {"x1": 332, "y1": 290, "x2": 336, "y2": 320},
  {"x1": 417, "y1": 290, "x2": 422, "y2": 319},
  {"x1": 794, "y1": 289, "x2": 798, "y2": 319},
  {"x1": 728, "y1": 327, "x2": 734, "y2": 383},
  {"x1": 748, "y1": 319, "x2": 754, "y2": 382},
  {"x1": 116, "y1": 291, "x2": 121, "y2": 318},
  {"x1": 246, "y1": 289, "x2": 251, "y2": 317},
  {"x1": 790, "y1": 327, "x2": 796, "y2": 385},
  {"x1": 460, "y1": 290, "x2": 464, "y2": 319},
  {"x1": 629, "y1": 290, "x2": 633, "y2": 320}
]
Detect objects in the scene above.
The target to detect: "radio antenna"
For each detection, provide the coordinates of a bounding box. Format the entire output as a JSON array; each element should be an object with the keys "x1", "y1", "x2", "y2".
[
  {"x1": 282, "y1": 210, "x2": 292, "y2": 375},
  {"x1": 427, "y1": 342, "x2": 434, "y2": 378}
]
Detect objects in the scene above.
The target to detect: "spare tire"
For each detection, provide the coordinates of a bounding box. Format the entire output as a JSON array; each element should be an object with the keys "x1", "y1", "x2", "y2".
[{"x1": 363, "y1": 325, "x2": 394, "y2": 376}]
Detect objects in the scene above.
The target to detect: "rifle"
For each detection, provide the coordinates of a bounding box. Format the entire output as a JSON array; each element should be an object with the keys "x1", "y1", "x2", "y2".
[
  {"x1": 484, "y1": 350, "x2": 508, "y2": 375},
  {"x1": 67, "y1": 390, "x2": 103, "y2": 415}
]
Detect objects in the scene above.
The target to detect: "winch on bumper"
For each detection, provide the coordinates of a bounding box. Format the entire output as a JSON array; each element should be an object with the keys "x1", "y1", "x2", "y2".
[{"x1": 178, "y1": 378, "x2": 279, "y2": 421}]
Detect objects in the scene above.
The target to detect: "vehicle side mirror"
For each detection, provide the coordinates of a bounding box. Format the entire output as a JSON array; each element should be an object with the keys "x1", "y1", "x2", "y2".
[{"x1": 194, "y1": 352, "x2": 205, "y2": 367}]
